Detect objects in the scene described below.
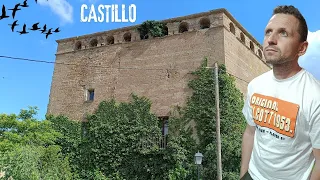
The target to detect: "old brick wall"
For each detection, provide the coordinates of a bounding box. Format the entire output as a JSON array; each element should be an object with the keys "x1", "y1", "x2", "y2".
[
  {"x1": 47, "y1": 27, "x2": 227, "y2": 121},
  {"x1": 222, "y1": 14, "x2": 271, "y2": 95},
  {"x1": 47, "y1": 9, "x2": 271, "y2": 121}
]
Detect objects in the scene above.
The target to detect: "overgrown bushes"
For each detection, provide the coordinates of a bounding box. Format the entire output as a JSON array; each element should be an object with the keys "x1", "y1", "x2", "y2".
[{"x1": 0, "y1": 57, "x2": 246, "y2": 179}]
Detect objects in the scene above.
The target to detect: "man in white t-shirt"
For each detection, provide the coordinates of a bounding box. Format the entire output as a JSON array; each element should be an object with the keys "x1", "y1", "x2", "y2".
[{"x1": 240, "y1": 5, "x2": 320, "y2": 180}]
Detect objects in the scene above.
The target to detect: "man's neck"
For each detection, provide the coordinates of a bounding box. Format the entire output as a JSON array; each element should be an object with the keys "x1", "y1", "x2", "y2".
[{"x1": 272, "y1": 61, "x2": 302, "y2": 80}]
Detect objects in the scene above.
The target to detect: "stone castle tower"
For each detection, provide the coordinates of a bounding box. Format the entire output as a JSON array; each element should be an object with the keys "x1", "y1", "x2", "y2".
[{"x1": 47, "y1": 8, "x2": 271, "y2": 121}]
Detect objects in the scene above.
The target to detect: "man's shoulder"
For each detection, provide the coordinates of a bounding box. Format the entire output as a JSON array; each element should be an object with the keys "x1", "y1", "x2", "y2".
[
  {"x1": 303, "y1": 70, "x2": 320, "y2": 88},
  {"x1": 302, "y1": 70, "x2": 320, "y2": 102}
]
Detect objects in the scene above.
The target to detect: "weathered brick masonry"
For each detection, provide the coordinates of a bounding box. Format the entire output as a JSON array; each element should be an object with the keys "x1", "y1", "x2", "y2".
[{"x1": 47, "y1": 8, "x2": 271, "y2": 121}]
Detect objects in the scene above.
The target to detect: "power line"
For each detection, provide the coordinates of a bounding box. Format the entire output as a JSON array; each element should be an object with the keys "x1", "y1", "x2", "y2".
[
  {"x1": 0, "y1": 55, "x2": 55, "y2": 64},
  {"x1": 0, "y1": 55, "x2": 166, "y2": 71},
  {"x1": 0, "y1": 55, "x2": 251, "y2": 83}
]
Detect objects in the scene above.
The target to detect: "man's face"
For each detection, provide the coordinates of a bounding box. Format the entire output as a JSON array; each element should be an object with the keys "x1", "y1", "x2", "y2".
[{"x1": 263, "y1": 14, "x2": 303, "y2": 65}]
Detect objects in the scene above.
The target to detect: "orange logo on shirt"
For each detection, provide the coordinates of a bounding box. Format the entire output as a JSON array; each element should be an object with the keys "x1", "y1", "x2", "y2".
[{"x1": 250, "y1": 93, "x2": 300, "y2": 138}]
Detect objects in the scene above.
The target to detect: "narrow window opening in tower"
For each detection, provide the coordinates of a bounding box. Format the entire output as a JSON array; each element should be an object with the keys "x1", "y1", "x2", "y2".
[
  {"x1": 179, "y1": 22, "x2": 189, "y2": 33},
  {"x1": 75, "y1": 41, "x2": 82, "y2": 50},
  {"x1": 229, "y1": 22, "x2": 235, "y2": 34},
  {"x1": 123, "y1": 32, "x2": 132, "y2": 42},
  {"x1": 250, "y1": 41, "x2": 255, "y2": 52},
  {"x1": 199, "y1": 17, "x2": 210, "y2": 29},
  {"x1": 90, "y1": 39, "x2": 98, "y2": 47},
  {"x1": 107, "y1": 36, "x2": 114, "y2": 45},
  {"x1": 240, "y1": 33, "x2": 245, "y2": 43}
]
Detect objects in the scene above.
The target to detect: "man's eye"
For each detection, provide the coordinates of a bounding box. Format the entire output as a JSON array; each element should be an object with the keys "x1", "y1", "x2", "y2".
[
  {"x1": 265, "y1": 31, "x2": 271, "y2": 35},
  {"x1": 280, "y1": 31, "x2": 288, "y2": 36}
]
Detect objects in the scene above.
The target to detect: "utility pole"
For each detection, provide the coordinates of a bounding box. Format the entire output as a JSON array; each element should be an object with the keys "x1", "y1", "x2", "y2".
[{"x1": 214, "y1": 62, "x2": 222, "y2": 180}]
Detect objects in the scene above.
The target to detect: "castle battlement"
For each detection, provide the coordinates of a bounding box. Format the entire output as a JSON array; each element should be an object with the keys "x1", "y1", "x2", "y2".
[{"x1": 55, "y1": 8, "x2": 265, "y2": 64}]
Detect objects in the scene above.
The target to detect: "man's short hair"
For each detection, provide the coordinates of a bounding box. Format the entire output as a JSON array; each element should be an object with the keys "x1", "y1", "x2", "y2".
[{"x1": 273, "y1": 5, "x2": 308, "y2": 42}]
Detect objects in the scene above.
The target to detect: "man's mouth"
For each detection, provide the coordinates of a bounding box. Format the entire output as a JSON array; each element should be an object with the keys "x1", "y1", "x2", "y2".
[{"x1": 266, "y1": 48, "x2": 277, "y2": 52}]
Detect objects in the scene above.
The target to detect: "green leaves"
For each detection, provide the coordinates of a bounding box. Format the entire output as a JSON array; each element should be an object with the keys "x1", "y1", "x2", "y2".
[
  {"x1": 0, "y1": 108, "x2": 73, "y2": 180},
  {"x1": 136, "y1": 20, "x2": 167, "y2": 39},
  {"x1": 177, "y1": 57, "x2": 246, "y2": 179},
  {"x1": 82, "y1": 94, "x2": 164, "y2": 179},
  {"x1": 0, "y1": 57, "x2": 247, "y2": 179},
  {"x1": 0, "y1": 145, "x2": 72, "y2": 180},
  {"x1": 18, "y1": 106, "x2": 38, "y2": 120},
  {"x1": 0, "y1": 116, "x2": 60, "y2": 149}
]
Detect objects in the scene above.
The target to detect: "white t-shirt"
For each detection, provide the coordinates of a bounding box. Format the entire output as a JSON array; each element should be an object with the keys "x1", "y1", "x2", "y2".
[{"x1": 242, "y1": 68, "x2": 320, "y2": 180}]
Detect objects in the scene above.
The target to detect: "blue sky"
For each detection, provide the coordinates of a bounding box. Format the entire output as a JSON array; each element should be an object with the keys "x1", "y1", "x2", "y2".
[{"x1": 0, "y1": 0, "x2": 319, "y2": 119}]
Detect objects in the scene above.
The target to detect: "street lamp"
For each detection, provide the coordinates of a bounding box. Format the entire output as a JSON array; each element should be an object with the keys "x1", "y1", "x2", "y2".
[{"x1": 194, "y1": 151, "x2": 203, "y2": 180}]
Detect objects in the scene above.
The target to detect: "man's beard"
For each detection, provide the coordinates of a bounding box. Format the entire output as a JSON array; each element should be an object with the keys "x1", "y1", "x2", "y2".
[
  {"x1": 263, "y1": 47, "x2": 286, "y2": 65},
  {"x1": 265, "y1": 56, "x2": 283, "y2": 64}
]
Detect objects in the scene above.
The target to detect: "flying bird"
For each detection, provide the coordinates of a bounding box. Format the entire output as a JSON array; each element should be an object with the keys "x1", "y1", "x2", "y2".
[
  {"x1": 20, "y1": 0, "x2": 29, "y2": 8},
  {"x1": 8, "y1": 20, "x2": 19, "y2": 32},
  {"x1": 0, "y1": 5, "x2": 9, "y2": 20},
  {"x1": 17, "y1": 24, "x2": 29, "y2": 34},
  {"x1": 29, "y1": 22, "x2": 41, "y2": 31},
  {"x1": 45, "y1": 28, "x2": 52, "y2": 39},
  {"x1": 40, "y1": 24, "x2": 47, "y2": 33},
  {"x1": 8, "y1": 3, "x2": 21, "y2": 19},
  {"x1": 53, "y1": 27, "x2": 60, "y2": 33}
]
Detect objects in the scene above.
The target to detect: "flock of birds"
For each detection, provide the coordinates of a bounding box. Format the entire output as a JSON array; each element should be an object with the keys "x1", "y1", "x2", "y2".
[{"x1": 0, "y1": 0, "x2": 60, "y2": 39}]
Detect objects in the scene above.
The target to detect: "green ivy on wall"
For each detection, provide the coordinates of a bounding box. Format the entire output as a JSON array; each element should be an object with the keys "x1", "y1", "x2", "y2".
[
  {"x1": 0, "y1": 57, "x2": 248, "y2": 180},
  {"x1": 136, "y1": 20, "x2": 168, "y2": 40}
]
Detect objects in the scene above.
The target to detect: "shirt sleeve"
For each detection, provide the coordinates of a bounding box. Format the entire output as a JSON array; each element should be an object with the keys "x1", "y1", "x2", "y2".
[
  {"x1": 242, "y1": 85, "x2": 256, "y2": 127},
  {"x1": 309, "y1": 104, "x2": 320, "y2": 149}
]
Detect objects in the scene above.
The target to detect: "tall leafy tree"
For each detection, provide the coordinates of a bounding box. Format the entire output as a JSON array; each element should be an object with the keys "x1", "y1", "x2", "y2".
[{"x1": 0, "y1": 106, "x2": 73, "y2": 180}]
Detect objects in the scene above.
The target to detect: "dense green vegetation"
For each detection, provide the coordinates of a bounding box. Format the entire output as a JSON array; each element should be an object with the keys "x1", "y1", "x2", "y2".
[
  {"x1": 136, "y1": 20, "x2": 168, "y2": 39},
  {"x1": 0, "y1": 58, "x2": 246, "y2": 179}
]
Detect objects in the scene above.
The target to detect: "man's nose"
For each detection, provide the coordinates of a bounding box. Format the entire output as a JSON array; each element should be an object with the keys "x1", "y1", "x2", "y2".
[{"x1": 267, "y1": 34, "x2": 277, "y2": 45}]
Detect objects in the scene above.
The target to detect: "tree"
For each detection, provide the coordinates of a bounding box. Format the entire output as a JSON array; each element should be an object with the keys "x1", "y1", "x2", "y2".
[
  {"x1": 46, "y1": 114, "x2": 83, "y2": 179},
  {"x1": 0, "y1": 106, "x2": 73, "y2": 179}
]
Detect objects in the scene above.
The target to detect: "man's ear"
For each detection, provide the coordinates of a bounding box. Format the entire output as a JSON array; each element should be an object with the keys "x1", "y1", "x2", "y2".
[{"x1": 298, "y1": 41, "x2": 309, "y2": 57}]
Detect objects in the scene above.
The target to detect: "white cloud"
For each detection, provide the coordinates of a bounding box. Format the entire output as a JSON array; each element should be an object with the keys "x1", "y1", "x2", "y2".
[
  {"x1": 80, "y1": 0, "x2": 100, "y2": 4},
  {"x1": 38, "y1": 0, "x2": 73, "y2": 25},
  {"x1": 40, "y1": 40, "x2": 46, "y2": 45},
  {"x1": 299, "y1": 30, "x2": 320, "y2": 80},
  {"x1": 88, "y1": 0, "x2": 99, "y2": 3}
]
